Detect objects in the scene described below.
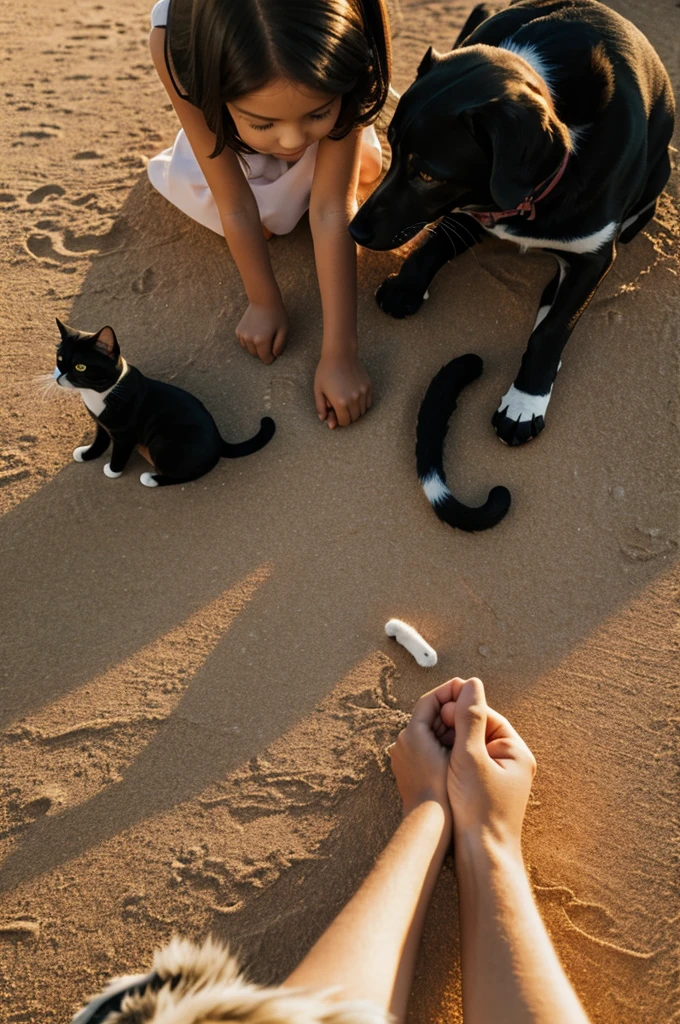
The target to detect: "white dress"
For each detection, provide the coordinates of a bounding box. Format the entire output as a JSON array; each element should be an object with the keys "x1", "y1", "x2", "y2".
[{"x1": 148, "y1": 0, "x2": 382, "y2": 236}]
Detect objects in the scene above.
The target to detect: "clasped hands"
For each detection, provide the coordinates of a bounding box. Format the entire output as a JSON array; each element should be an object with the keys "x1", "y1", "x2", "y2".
[{"x1": 389, "y1": 677, "x2": 537, "y2": 851}]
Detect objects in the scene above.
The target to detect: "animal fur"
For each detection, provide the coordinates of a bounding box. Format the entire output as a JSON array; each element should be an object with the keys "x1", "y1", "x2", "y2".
[
  {"x1": 71, "y1": 936, "x2": 389, "y2": 1024},
  {"x1": 416, "y1": 354, "x2": 511, "y2": 531}
]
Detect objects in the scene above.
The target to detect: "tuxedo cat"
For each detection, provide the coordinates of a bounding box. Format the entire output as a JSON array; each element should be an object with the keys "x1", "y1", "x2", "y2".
[{"x1": 53, "y1": 319, "x2": 275, "y2": 487}]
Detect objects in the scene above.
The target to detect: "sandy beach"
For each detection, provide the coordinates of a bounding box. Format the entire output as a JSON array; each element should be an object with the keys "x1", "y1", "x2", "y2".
[{"x1": 1, "y1": 0, "x2": 678, "y2": 1020}]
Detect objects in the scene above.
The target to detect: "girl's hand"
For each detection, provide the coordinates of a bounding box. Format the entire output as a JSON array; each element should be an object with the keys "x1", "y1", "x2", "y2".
[
  {"x1": 314, "y1": 349, "x2": 372, "y2": 428},
  {"x1": 441, "y1": 678, "x2": 536, "y2": 851},
  {"x1": 236, "y1": 301, "x2": 288, "y2": 365},
  {"x1": 388, "y1": 680, "x2": 456, "y2": 825}
]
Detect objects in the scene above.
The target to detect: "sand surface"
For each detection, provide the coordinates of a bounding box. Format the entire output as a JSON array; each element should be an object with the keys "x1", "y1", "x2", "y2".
[{"x1": 1, "y1": 1, "x2": 679, "y2": 1021}]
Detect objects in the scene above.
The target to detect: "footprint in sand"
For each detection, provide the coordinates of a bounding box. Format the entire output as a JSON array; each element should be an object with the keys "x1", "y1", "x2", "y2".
[
  {"x1": 19, "y1": 130, "x2": 59, "y2": 141},
  {"x1": 263, "y1": 375, "x2": 300, "y2": 411},
  {"x1": 0, "y1": 449, "x2": 31, "y2": 489},
  {"x1": 0, "y1": 192, "x2": 17, "y2": 204},
  {"x1": 69, "y1": 192, "x2": 97, "y2": 207},
  {"x1": 25, "y1": 224, "x2": 124, "y2": 265},
  {"x1": 0, "y1": 919, "x2": 41, "y2": 944},
  {"x1": 131, "y1": 267, "x2": 157, "y2": 295},
  {"x1": 531, "y1": 870, "x2": 656, "y2": 959},
  {"x1": 26, "y1": 183, "x2": 65, "y2": 204},
  {"x1": 26, "y1": 234, "x2": 79, "y2": 264},
  {"x1": 618, "y1": 525, "x2": 677, "y2": 562},
  {"x1": 169, "y1": 846, "x2": 245, "y2": 914}
]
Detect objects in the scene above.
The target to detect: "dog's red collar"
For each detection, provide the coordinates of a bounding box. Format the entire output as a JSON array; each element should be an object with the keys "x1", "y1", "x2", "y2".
[{"x1": 467, "y1": 151, "x2": 570, "y2": 228}]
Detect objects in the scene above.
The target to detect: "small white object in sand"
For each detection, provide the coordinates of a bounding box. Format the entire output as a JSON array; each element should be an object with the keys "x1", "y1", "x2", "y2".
[{"x1": 385, "y1": 619, "x2": 437, "y2": 667}]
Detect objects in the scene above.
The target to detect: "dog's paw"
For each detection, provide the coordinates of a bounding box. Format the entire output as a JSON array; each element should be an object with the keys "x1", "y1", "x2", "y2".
[
  {"x1": 376, "y1": 274, "x2": 429, "y2": 318},
  {"x1": 103, "y1": 463, "x2": 123, "y2": 478},
  {"x1": 140, "y1": 472, "x2": 159, "y2": 488},
  {"x1": 492, "y1": 385, "x2": 550, "y2": 446},
  {"x1": 73, "y1": 446, "x2": 89, "y2": 462}
]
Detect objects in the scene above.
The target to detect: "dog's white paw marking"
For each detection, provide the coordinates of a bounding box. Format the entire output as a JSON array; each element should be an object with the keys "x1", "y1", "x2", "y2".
[
  {"x1": 103, "y1": 463, "x2": 122, "y2": 478},
  {"x1": 423, "y1": 289, "x2": 430, "y2": 300},
  {"x1": 140, "y1": 472, "x2": 159, "y2": 488},
  {"x1": 497, "y1": 384, "x2": 551, "y2": 422},
  {"x1": 385, "y1": 619, "x2": 437, "y2": 667},
  {"x1": 73, "y1": 446, "x2": 89, "y2": 462}
]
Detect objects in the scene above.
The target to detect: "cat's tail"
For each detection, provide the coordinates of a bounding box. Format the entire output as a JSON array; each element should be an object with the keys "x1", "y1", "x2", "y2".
[
  {"x1": 221, "y1": 417, "x2": 276, "y2": 458},
  {"x1": 416, "y1": 354, "x2": 511, "y2": 532}
]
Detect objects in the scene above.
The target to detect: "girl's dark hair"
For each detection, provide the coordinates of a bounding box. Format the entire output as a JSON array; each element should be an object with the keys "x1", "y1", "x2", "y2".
[{"x1": 165, "y1": 0, "x2": 391, "y2": 157}]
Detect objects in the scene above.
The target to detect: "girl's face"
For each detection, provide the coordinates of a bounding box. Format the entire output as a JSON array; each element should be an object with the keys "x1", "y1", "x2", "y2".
[{"x1": 227, "y1": 79, "x2": 342, "y2": 160}]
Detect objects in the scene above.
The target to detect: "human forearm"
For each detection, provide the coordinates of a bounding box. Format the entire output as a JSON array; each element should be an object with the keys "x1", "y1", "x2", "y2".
[
  {"x1": 285, "y1": 800, "x2": 449, "y2": 1021},
  {"x1": 310, "y1": 211, "x2": 358, "y2": 352},
  {"x1": 456, "y1": 833, "x2": 590, "y2": 1024},
  {"x1": 220, "y1": 205, "x2": 282, "y2": 305}
]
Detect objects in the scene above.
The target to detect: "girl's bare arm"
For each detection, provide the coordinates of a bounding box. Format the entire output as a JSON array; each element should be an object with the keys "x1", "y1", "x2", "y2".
[
  {"x1": 309, "y1": 130, "x2": 372, "y2": 427},
  {"x1": 149, "y1": 28, "x2": 287, "y2": 362}
]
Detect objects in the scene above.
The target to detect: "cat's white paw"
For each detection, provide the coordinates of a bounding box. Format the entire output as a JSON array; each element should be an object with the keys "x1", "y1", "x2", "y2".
[
  {"x1": 73, "y1": 446, "x2": 89, "y2": 462},
  {"x1": 140, "y1": 472, "x2": 158, "y2": 488},
  {"x1": 103, "y1": 463, "x2": 122, "y2": 478}
]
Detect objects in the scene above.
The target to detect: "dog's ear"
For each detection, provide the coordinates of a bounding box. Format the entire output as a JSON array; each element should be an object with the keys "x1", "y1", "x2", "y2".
[
  {"x1": 475, "y1": 93, "x2": 567, "y2": 211},
  {"x1": 417, "y1": 46, "x2": 441, "y2": 78}
]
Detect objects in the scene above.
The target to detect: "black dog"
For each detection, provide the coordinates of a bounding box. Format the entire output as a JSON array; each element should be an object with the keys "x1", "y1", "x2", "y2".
[{"x1": 350, "y1": 0, "x2": 675, "y2": 445}]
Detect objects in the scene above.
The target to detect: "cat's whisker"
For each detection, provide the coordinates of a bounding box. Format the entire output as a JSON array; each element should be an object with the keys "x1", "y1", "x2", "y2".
[{"x1": 32, "y1": 373, "x2": 63, "y2": 400}]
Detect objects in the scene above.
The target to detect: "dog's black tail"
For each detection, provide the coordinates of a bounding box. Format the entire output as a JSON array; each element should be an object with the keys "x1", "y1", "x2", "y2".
[
  {"x1": 416, "y1": 354, "x2": 511, "y2": 532},
  {"x1": 221, "y1": 416, "x2": 275, "y2": 458}
]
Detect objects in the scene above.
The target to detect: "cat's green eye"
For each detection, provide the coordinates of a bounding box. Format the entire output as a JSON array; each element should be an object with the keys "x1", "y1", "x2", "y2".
[{"x1": 75, "y1": 363, "x2": 87, "y2": 371}]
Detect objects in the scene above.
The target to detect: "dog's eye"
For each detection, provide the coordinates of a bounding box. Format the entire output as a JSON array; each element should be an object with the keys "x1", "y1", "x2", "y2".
[
  {"x1": 75, "y1": 363, "x2": 87, "y2": 371},
  {"x1": 418, "y1": 170, "x2": 436, "y2": 183}
]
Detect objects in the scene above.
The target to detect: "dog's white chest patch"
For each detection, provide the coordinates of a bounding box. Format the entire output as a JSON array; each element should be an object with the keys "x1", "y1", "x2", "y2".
[{"x1": 485, "y1": 221, "x2": 617, "y2": 254}]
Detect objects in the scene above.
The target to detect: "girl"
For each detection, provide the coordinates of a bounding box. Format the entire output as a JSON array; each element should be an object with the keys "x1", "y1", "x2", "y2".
[{"x1": 148, "y1": 0, "x2": 391, "y2": 429}]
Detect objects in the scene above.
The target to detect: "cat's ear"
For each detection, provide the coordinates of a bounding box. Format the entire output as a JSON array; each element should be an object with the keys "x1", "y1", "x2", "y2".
[
  {"x1": 56, "y1": 317, "x2": 72, "y2": 343},
  {"x1": 92, "y1": 326, "x2": 119, "y2": 358}
]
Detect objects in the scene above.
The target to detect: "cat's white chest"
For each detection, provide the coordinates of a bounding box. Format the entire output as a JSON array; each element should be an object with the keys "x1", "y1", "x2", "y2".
[
  {"x1": 80, "y1": 388, "x2": 110, "y2": 416},
  {"x1": 78, "y1": 360, "x2": 128, "y2": 416}
]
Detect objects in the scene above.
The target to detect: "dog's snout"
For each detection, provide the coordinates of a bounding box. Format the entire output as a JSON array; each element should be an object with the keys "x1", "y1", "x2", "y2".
[{"x1": 348, "y1": 215, "x2": 375, "y2": 247}]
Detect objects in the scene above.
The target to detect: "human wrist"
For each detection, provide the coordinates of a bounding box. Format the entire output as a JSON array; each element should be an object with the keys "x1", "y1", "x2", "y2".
[
  {"x1": 246, "y1": 287, "x2": 283, "y2": 309},
  {"x1": 320, "y1": 333, "x2": 358, "y2": 358},
  {"x1": 401, "y1": 795, "x2": 452, "y2": 845},
  {"x1": 454, "y1": 825, "x2": 525, "y2": 880}
]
